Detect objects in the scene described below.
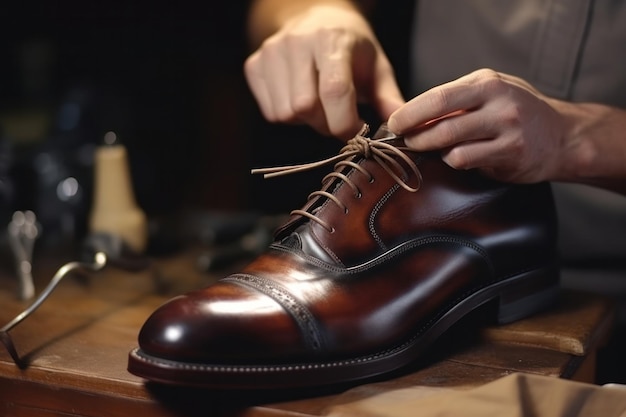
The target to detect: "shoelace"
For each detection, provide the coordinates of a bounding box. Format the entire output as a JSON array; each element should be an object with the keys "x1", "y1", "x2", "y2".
[{"x1": 252, "y1": 125, "x2": 423, "y2": 233}]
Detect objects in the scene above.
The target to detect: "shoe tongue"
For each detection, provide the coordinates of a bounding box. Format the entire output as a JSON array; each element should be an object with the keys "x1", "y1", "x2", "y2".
[
  {"x1": 280, "y1": 231, "x2": 301, "y2": 250},
  {"x1": 273, "y1": 123, "x2": 402, "y2": 264},
  {"x1": 279, "y1": 223, "x2": 337, "y2": 264}
]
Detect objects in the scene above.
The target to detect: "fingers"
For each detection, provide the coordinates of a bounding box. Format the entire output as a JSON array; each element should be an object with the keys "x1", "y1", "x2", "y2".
[
  {"x1": 388, "y1": 68, "x2": 506, "y2": 134},
  {"x1": 402, "y1": 108, "x2": 500, "y2": 152},
  {"x1": 244, "y1": 50, "x2": 274, "y2": 121},
  {"x1": 287, "y1": 38, "x2": 331, "y2": 134},
  {"x1": 439, "y1": 133, "x2": 535, "y2": 183},
  {"x1": 260, "y1": 40, "x2": 298, "y2": 121},
  {"x1": 387, "y1": 68, "x2": 519, "y2": 155},
  {"x1": 244, "y1": 7, "x2": 403, "y2": 140},
  {"x1": 385, "y1": 68, "x2": 565, "y2": 183},
  {"x1": 245, "y1": 35, "x2": 363, "y2": 138},
  {"x1": 315, "y1": 31, "x2": 364, "y2": 139},
  {"x1": 369, "y1": 56, "x2": 406, "y2": 120},
  {"x1": 440, "y1": 135, "x2": 510, "y2": 172}
]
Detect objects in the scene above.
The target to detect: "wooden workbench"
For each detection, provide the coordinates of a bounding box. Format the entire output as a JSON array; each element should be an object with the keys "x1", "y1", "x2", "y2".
[{"x1": 0, "y1": 247, "x2": 616, "y2": 417}]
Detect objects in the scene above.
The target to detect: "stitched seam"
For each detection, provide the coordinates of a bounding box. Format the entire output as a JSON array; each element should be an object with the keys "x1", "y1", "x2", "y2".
[
  {"x1": 223, "y1": 274, "x2": 324, "y2": 351},
  {"x1": 272, "y1": 234, "x2": 495, "y2": 276},
  {"x1": 369, "y1": 183, "x2": 400, "y2": 251}
]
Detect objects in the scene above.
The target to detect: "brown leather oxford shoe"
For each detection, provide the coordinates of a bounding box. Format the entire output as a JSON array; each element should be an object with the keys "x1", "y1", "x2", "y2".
[{"x1": 128, "y1": 124, "x2": 559, "y2": 389}]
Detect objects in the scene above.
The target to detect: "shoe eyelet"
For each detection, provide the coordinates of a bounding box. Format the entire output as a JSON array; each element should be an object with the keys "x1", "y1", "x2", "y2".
[
  {"x1": 344, "y1": 207, "x2": 349, "y2": 214},
  {"x1": 355, "y1": 191, "x2": 362, "y2": 199},
  {"x1": 329, "y1": 227, "x2": 336, "y2": 234},
  {"x1": 369, "y1": 177, "x2": 375, "y2": 184}
]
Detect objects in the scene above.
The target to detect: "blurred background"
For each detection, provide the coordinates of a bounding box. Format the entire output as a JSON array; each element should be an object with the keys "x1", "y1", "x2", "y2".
[{"x1": 0, "y1": 1, "x2": 351, "y2": 252}]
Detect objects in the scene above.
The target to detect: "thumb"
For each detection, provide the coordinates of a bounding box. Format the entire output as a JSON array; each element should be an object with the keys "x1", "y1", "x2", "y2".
[{"x1": 370, "y1": 69, "x2": 406, "y2": 121}]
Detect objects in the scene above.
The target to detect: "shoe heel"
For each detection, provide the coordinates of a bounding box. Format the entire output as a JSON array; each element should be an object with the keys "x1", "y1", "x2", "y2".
[{"x1": 496, "y1": 265, "x2": 560, "y2": 324}]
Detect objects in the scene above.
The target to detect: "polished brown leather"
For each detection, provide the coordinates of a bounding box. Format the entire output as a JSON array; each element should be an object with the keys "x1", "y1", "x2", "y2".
[{"x1": 128, "y1": 125, "x2": 559, "y2": 389}]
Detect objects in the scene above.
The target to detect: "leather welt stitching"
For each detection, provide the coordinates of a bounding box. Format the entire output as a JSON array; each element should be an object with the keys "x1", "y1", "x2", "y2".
[
  {"x1": 369, "y1": 183, "x2": 400, "y2": 251},
  {"x1": 223, "y1": 274, "x2": 324, "y2": 351},
  {"x1": 350, "y1": 235, "x2": 496, "y2": 278},
  {"x1": 272, "y1": 235, "x2": 495, "y2": 277}
]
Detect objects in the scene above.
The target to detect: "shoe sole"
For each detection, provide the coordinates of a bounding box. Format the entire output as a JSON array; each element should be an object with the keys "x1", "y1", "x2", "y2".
[{"x1": 128, "y1": 264, "x2": 559, "y2": 389}]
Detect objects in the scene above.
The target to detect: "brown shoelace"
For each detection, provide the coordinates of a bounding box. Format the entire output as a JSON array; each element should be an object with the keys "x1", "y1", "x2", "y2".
[{"x1": 252, "y1": 125, "x2": 423, "y2": 233}]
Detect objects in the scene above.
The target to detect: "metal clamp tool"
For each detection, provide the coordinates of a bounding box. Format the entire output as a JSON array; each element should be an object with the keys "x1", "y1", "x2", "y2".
[
  {"x1": 0, "y1": 252, "x2": 107, "y2": 367},
  {"x1": 7, "y1": 210, "x2": 39, "y2": 300}
]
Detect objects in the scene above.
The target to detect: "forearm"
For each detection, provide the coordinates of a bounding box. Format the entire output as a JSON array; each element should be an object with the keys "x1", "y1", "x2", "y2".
[
  {"x1": 246, "y1": 0, "x2": 367, "y2": 48},
  {"x1": 556, "y1": 101, "x2": 626, "y2": 194}
]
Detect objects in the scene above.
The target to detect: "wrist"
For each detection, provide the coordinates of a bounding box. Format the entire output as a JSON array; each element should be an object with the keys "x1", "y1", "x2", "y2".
[{"x1": 556, "y1": 101, "x2": 626, "y2": 193}]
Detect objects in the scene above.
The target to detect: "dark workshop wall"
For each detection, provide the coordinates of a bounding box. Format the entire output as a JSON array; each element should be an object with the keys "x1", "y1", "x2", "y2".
[
  {"x1": 0, "y1": 2, "x2": 257, "y2": 221},
  {"x1": 0, "y1": 1, "x2": 415, "y2": 227}
]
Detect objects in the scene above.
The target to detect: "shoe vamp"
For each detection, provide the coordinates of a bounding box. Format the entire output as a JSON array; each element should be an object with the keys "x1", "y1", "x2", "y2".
[
  {"x1": 303, "y1": 155, "x2": 512, "y2": 268},
  {"x1": 137, "y1": 281, "x2": 311, "y2": 363},
  {"x1": 231, "y1": 241, "x2": 493, "y2": 361}
]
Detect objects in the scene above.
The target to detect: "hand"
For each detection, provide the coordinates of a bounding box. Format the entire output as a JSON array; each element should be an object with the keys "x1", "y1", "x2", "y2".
[
  {"x1": 388, "y1": 69, "x2": 570, "y2": 184},
  {"x1": 244, "y1": 5, "x2": 405, "y2": 140}
]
